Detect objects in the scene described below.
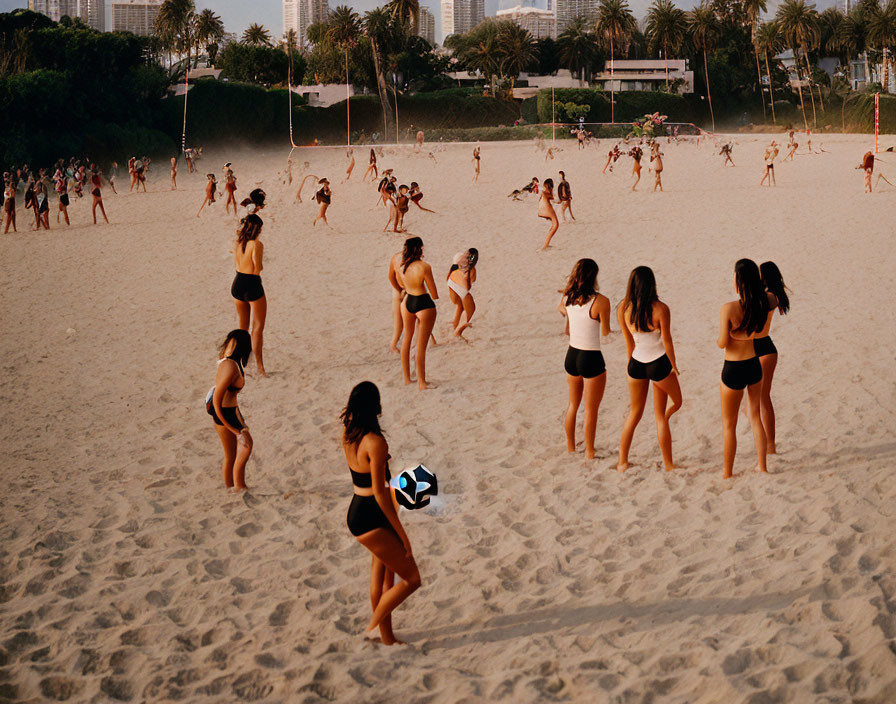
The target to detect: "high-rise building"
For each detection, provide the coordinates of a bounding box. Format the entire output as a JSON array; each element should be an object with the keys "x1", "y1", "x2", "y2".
[
  {"x1": 418, "y1": 6, "x2": 436, "y2": 45},
  {"x1": 496, "y1": 5, "x2": 556, "y2": 39},
  {"x1": 441, "y1": 0, "x2": 484, "y2": 40},
  {"x1": 29, "y1": 0, "x2": 104, "y2": 30},
  {"x1": 554, "y1": 0, "x2": 597, "y2": 34},
  {"x1": 284, "y1": 0, "x2": 330, "y2": 49},
  {"x1": 109, "y1": 0, "x2": 159, "y2": 35}
]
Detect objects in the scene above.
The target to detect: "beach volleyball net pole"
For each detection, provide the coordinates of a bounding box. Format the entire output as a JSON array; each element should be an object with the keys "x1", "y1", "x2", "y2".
[
  {"x1": 875, "y1": 92, "x2": 880, "y2": 154},
  {"x1": 181, "y1": 64, "x2": 189, "y2": 154}
]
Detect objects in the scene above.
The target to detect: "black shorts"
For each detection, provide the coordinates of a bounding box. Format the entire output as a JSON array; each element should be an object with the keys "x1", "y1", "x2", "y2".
[
  {"x1": 38, "y1": 199, "x2": 49, "y2": 213},
  {"x1": 628, "y1": 353, "x2": 673, "y2": 382},
  {"x1": 231, "y1": 272, "x2": 265, "y2": 302},
  {"x1": 721, "y1": 358, "x2": 762, "y2": 390},
  {"x1": 60, "y1": 194, "x2": 69, "y2": 207},
  {"x1": 564, "y1": 347, "x2": 606, "y2": 378},
  {"x1": 208, "y1": 403, "x2": 245, "y2": 430},
  {"x1": 346, "y1": 494, "x2": 395, "y2": 537},
  {"x1": 753, "y1": 336, "x2": 777, "y2": 357},
  {"x1": 405, "y1": 293, "x2": 435, "y2": 314}
]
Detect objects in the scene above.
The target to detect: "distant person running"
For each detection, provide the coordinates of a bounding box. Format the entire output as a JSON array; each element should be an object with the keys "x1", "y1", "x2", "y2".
[
  {"x1": 207, "y1": 329, "x2": 253, "y2": 492},
  {"x1": 363, "y1": 148, "x2": 378, "y2": 182},
  {"x1": 231, "y1": 213, "x2": 268, "y2": 377},
  {"x1": 408, "y1": 182, "x2": 434, "y2": 212},
  {"x1": 197, "y1": 174, "x2": 217, "y2": 217},
  {"x1": 90, "y1": 169, "x2": 109, "y2": 224},
  {"x1": 399, "y1": 236, "x2": 438, "y2": 390},
  {"x1": 603, "y1": 144, "x2": 621, "y2": 173},
  {"x1": 313, "y1": 178, "x2": 331, "y2": 226},
  {"x1": 538, "y1": 178, "x2": 559, "y2": 250},
  {"x1": 719, "y1": 142, "x2": 734, "y2": 166},
  {"x1": 630, "y1": 146, "x2": 643, "y2": 189},
  {"x1": 557, "y1": 170, "x2": 574, "y2": 221},
  {"x1": 557, "y1": 258, "x2": 610, "y2": 460},
  {"x1": 760, "y1": 141, "x2": 778, "y2": 186},
  {"x1": 783, "y1": 141, "x2": 798, "y2": 162},
  {"x1": 857, "y1": 151, "x2": 874, "y2": 192},
  {"x1": 447, "y1": 248, "x2": 478, "y2": 338},
  {"x1": 343, "y1": 148, "x2": 355, "y2": 182},
  {"x1": 223, "y1": 164, "x2": 238, "y2": 215}
]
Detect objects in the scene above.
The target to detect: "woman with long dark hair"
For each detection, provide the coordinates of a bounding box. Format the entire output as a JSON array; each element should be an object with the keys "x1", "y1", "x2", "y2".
[
  {"x1": 616, "y1": 266, "x2": 682, "y2": 472},
  {"x1": 341, "y1": 381, "x2": 421, "y2": 645},
  {"x1": 207, "y1": 329, "x2": 253, "y2": 491},
  {"x1": 754, "y1": 261, "x2": 790, "y2": 455},
  {"x1": 400, "y1": 237, "x2": 438, "y2": 390},
  {"x1": 557, "y1": 259, "x2": 610, "y2": 459},
  {"x1": 231, "y1": 214, "x2": 268, "y2": 377},
  {"x1": 718, "y1": 259, "x2": 773, "y2": 478}
]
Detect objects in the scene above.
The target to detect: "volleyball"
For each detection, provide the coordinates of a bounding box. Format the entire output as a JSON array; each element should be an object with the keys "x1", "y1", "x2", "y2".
[{"x1": 390, "y1": 464, "x2": 438, "y2": 510}]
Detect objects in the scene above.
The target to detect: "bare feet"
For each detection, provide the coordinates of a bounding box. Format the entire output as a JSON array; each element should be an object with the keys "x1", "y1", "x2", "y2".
[
  {"x1": 257, "y1": 366, "x2": 268, "y2": 378},
  {"x1": 418, "y1": 381, "x2": 436, "y2": 390},
  {"x1": 389, "y1": 344, "x2": 399, "y2": 354},
  {"x1": 617, "y1": 462, "x2": 629, "y2": 473}
]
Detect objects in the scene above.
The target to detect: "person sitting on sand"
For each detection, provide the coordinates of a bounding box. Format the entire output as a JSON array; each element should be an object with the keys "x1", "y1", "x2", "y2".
[
  {"x1": 231, "y1": 214, "x2": 268, "y2": 376},
  {"x1": 857, "y1": 151, "x2": 874, "y2": 192},
  {"x1": 400, "y1": 237, "x2": 438, "y2": 390},
  {"x1": 557, "y1": 258, "x2": 611, "y2": 460},
  {"x1": 650, "y1": 143, "x2": 664, "y2": 192},
  {"x1": 630, "y1": 146, "x2": 643, "y2": 190},
  {"x1": 760, "y1": 142, "x2": 778, "y2": 187},
  {"x1": 616, "y1": 266, "x2": 682, "y2": 473},
  {"x1": 197, "y1": 174, "x2": 217, "y2": 217},
  {"x1": 754, "y1": 261, "x2": 790, "y2": 456},
  {"x1": 539, "y1": 178, "x2": 560, "y2": 251},
  {"x1": 447, "y1": 248, "x2": 478, "y2": 338},
  {"x1": 718, "y1": 258, "x2": 773, "y2": 479},
  {"x1": 341, "y1": 381, "x2": 421, "y2": 646},
  {"x1": 408, "y1": 182, "x2": 434, "y2": 212},
  {"x1": 313, "y1": 178, "x2": 331, "y2": 226},
  {"x1": 557, "y1": 171, "x2": 574, "y2": 221},
  {"x1": 208, "y1": 329, "x2": 253, "y2": 492},
  {"x1": 720, "y1": 142, "x2": 735, "y2": 166}
]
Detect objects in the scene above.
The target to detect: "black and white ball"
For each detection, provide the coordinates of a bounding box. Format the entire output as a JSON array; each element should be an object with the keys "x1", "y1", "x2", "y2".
[{"x1": 390, "y1": 464, "x2": 438, "y2": 510}]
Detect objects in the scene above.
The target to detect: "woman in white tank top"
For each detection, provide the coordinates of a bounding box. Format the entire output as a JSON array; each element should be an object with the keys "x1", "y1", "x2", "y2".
[
  {"x1": 616, "y1": 266, "x2": 682, "y2": 473},
  {"x1": 558, "y1": 259, "x2": 611, "y2": 460}
]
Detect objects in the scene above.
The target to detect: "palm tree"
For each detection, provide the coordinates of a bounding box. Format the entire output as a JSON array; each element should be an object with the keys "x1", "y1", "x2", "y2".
[
  {"x1": 688, "y1": 1, "x2": 720, "y2": 132},
  {"x1": 645, "y1": 0, "x2": 686, "y2": 91},
  {"x1": 838, "y1": 2, "x2": 873, "y2": 87},
  {"x1": 595, "y1": 0, "x2": 636, "y2": 123},
  {"x1": 557, "y1": 16, "x2": 601, "y2": 81},
  {"x1": 364, "y1": 8, "x2": 395, "y2": 137},
  {"x1": 776, "y1": 0, "x2": 820, "y2": 128},
  {"x1": 497, "y1": 22, "x2": 538, "y2": 90},
  {"x1": 155, "y1": 0, "x2": 196, "y2": 68},
  {"x1": 194, "y1": 8, "x2": 224, "y2": 66},
  {"x1": 242, "y1": 23, "x2": 272, "y2": 47},
  {"x1": 820, "y1": 7, "x2": 847, "y2": 75},
  {"x1": 327, "y1": 6, "x2": 362, "y2": 143},
  {"x1": 744, "y1": 0, "x2": 768, "y2": 119},
  {"x1": 756, "y1": 20, "x2": 781, "y2": 124},
  {"x1": 386, "y1": 0, "x2": 420, "y2": 33},
  {"x1": 867, "y1": 0, "x2": 896, "y2": 91}
]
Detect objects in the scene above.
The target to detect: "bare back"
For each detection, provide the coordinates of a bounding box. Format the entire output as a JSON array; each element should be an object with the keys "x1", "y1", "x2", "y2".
[{"x1": 234, "y1": 239, "x2": 263, "y2": 275}]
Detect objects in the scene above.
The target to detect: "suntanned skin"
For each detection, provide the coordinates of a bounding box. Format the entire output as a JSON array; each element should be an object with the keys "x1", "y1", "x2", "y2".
[{"x1": 212, "y1": 338, "x2": 252, "y2": 492}]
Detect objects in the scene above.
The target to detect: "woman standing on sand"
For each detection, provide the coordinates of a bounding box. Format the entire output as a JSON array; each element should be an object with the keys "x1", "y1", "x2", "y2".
[
  {"x1": 363, "y1": 148, "x2": 378, "y2": 182},
  {"x1": 472, "y1": 145, "x2": 481, "y2": 182},
  {"x1": 400, "y1": 237, "x2": 438, "y2": 390},
  {"x1": 754, "y1": 261, "x2": 790, "y2": 455},
  {"x1": 231, "y1": 214, "x2": 268, "y2": 377},
  {"x1": 447, "y1": 248, "x2": 478, "y2": 338},
  {"x1": 760, "y1": 142, "x2": 778, "y2": 186},
  {"x1": 630, "y1": 146, "x2": 643, "y2": 190},
  {"x1": 650, "y1": 143, "x2": 663, "y2": 192},
  {"x1": 616, "y1": 267, "x2": 682, "y2": 473},
  {"x1": 388, "y1": 249, "x2": 407, "y2": 354},
  {"x1": 224, "y1": 164, "x2": 238, "y2": 215},
  {"x1": 343, "y1": 148, "x2": 355, "y2": 182},
  {"x1": 341, "y1": 381, "x2": 421, "y2": 646},
  {"x1": 207, "y1": 329, "x2": 253, "y2": 492},
  {"x1": 857, "y1": 151, "x2": 874, "y2": 192},
  {"x1": 557, "y1": 258, "x2": 610, "y2": 460},
  {"x1": 718, "y1": 258, "x2": 773, "y2": 478},
  {"x1": 557, "y1": 171, "x2": 575, "y2": 221},
  {"x1": 313, "y1": 178, "x2": 331, "y2": 226},
  {"x1": 55, "y1": 168, "x2": 70, "y2": 226},
  {"x1": 3, "y1": 178, "x2": 16, "y2": 233},
  {"x1": 539, "y1": 178, "x2": 559, "y2": 251},
  {"x1": 90, "y1": 170, "x2": 109, "y2": 225}
]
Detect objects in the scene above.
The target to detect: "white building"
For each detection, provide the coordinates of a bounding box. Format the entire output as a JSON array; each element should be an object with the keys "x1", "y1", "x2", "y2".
[
  {"x1": 594, "y1": 59, "x2": 694, "y2": 93},
  {"x1": 284, "y1": 0, "x2": 330, "y2": 49},
  {"x1": 441, "y1": 0, "x2": 484, "y2": 40},
  {"x1": 418, "y1": 6, "x2": 436, "y2": 45},
  {"x1": 29, "y1": 0, "x2": 104, "y2": 30},
  {"x1": 496, "y1": 5, "x2": 556, "y2": 39},
  {"x1": 109, "y1": 0, "x2": 160, "y2": 35},
  {"x1": 290, "y1": 83, "x2": 354, "y2": 107},
  {"x1": 553, "y1": 0, "x2": 597, "y2": 34}
]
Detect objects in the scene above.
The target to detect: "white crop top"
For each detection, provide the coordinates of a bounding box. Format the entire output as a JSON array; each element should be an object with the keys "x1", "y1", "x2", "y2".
[{"x1": 567, "y1": 299, "x2": 602, "y2": 351}]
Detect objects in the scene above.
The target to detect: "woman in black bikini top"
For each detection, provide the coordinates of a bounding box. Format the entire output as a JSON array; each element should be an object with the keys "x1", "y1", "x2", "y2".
[{"x1": 341, "y1": 381, "x2": 421, "y2": 645}]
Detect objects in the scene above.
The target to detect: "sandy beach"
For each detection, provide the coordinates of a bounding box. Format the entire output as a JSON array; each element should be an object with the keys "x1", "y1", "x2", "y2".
[{"x1": 3, "y1": 134, "x2": 896, "y2": 703}]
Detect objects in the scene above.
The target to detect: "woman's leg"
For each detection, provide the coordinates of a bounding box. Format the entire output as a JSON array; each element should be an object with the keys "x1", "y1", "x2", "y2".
[
  {"x1": 369, "y1": 557, "x2": 398, "y2": 644},
  {"x1": 390, "y1": 291, "x2": 403, "y2": 353},
  {"x1": 746, "y1": 381, "x2": 768, "y2": 473},
  {"x1": 759, "y1": 353, "x2": 778, "y2": 453},
  {"x1": 234, "y1": 299, "x2": 250, "y2": 332},
  {"x1": 618, "y1": 378, "x2": 649, "y2": 471},
  {"x1": 564, "y1": 375, "x2": 583, "y2": 452},
  {"x1": 455, "y1": 295, "x2": 476, "y2": 336},
  {"x1": 215, "y1": 424, "x2": 237, "y2": 488},
  {"x1": 98, "y1": 199, "x2": 108, "y2": 223},
  {"x1": 232, "y1": 424, "x2": 252, "y2": 490},
  {"x1": 720, "y1": 382, "x2": 744, "y2": 478},
  {"x1": 541, "y1": 215, "x2": 559, "y2": 250},
  {"x1": 414, "y1": 308, "x2": 437, "y2": 390},
  {"x1": 448, "y1": 290, "x2": 462, "y2": 330},
  {"x1": 582, "y1": 373, "x2": 607, "y2": 459},
  {"x1": 653, "y1": 372, "x2": 683, "y2": 471},
  {"x1": 356, "y1": 528, "x2": 421, "y2": 639},
  {"x1": 249, "y1": 296, "x2": 267, "y2": 376},
  {"x1": 400, "y1": 303, "x2": 418, "y2": 385},
  {"x1": 92, "y1": 198, "x2": 98, "y2": 224}
]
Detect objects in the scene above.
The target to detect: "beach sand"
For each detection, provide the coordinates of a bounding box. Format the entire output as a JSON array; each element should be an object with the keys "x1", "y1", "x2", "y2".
[{"x1": 2, "y1": 135, "x2": 896, "y2": 702}]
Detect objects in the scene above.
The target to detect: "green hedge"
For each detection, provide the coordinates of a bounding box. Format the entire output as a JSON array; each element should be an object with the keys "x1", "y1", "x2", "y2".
[{"x1": 536, "y1": 89, "x2": 702, "y2": 126}]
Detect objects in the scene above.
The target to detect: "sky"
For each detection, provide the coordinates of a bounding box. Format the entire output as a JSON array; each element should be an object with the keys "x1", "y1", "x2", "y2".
[{"x1": 3, "y1": 0, "x2": 843, "y2": 44}]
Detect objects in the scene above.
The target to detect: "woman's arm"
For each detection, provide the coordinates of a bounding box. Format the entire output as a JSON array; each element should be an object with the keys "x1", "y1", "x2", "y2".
[
  {"x1": 387, "y1": 261, "x2": 402, "y2": 293},
  {"x1": 616, "y1": 302, "x2": 635, "y2": 358},
  {"x1": 717, "y1": 305, "x2": 731, "y2": 349},
  {"x1": 212, "y1": 362, "x2": 244, "y2": 436},
  {"x1": 367, "y1": 436, "x2": 411, "y2": 550},
  {"x1": 557, "y1": 294, "x2": 568, "y2": 317},
  {"x1": 658, "y1": 303, "x2": 679, "y2": 373},
  {"x1": 424, "y1": 263, "x2": 439, "y2": 299},
  {"x1": 595, "y1": 295, "x2": 612, "y2": 335}
]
